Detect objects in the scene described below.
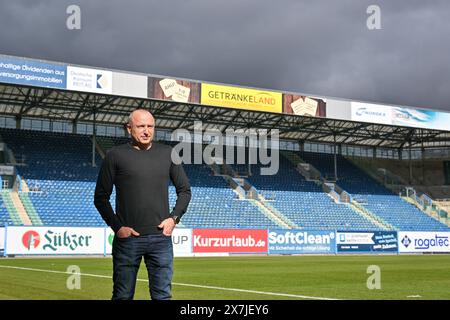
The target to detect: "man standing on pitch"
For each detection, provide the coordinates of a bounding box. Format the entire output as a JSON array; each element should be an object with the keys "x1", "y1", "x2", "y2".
[{"x1": 94, "y1": 109, "x2": 191, "y2": 300}]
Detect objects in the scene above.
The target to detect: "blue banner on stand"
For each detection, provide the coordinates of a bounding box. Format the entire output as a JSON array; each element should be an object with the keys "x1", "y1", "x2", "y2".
[
  {"x1": 337, "y1": 231, "x2": 398, "y2": 253},
  {"x1": 0, "y1": 57, "x2": 66, "y2": 89}
]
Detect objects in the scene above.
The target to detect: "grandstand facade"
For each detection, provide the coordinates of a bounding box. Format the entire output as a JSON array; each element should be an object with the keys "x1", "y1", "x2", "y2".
[{"x1": 0, "y1": 54, "x2": 449, "y2": 256}]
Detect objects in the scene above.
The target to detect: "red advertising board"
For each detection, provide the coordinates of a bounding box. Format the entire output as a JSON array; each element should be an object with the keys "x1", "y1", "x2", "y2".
[{"x1": 193, "y1": 229, "x2": 268, "y2": 253}]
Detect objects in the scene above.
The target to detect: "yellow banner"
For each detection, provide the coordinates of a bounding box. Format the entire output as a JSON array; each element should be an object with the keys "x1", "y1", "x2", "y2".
[{"x1": 201, "y1": 83, "x2": 282, "y2": 113}]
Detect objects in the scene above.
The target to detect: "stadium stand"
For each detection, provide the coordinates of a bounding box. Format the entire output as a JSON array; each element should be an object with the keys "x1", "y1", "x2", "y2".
[
  {"x1": 227, "y1": 150, "x2": 382, "y2": 230},
  {"x1": 0, "y1": 127, "x2": 448, "y2": 231},
  {"x1": 0, "y1": 128, "x2": 105, "y2": 227},
  {"x1": 297, "y1": 151, "x2": 450, "y2": 231},
  {"x1": 99, "y1": 137, "x2": 281, "y2": 229},
  {"x1": 173, "y1": 162, "x2": 282, "y2": 229}
]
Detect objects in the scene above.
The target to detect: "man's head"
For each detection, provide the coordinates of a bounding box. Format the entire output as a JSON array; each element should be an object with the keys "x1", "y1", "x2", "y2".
[{"x1": 127, "y1": 109, "x2": 155, "y2": 150}]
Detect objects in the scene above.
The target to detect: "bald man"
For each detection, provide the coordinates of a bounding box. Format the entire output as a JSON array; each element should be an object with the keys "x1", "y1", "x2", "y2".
[{"x1": 94, "y1": 109, "x2": 191, "y2": 300}]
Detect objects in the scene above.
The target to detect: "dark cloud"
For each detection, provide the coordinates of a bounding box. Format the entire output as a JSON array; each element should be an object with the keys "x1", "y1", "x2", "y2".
[{"x1": 0, "y1": 0, "x2": 449, "y2": 111}]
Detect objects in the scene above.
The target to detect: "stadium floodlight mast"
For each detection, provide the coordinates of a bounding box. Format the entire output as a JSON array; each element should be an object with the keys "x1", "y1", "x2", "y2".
[{"x1": 170, "y1": 121, "x2": 279, "y2": 176}]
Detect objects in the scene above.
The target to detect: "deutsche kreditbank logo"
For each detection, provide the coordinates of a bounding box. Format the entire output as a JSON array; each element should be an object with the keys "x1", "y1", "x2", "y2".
[
  {"x1": 96, "y1": 73, "x2": 109, "y2": 89},
  {"x1": 22, "y1": 230, "x2": 40, "y2": 250}
]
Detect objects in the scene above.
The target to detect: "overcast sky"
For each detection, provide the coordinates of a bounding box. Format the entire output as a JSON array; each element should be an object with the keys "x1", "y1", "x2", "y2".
[{"x1": 0, "y1": 0, "x2": 449, "y2": 111}]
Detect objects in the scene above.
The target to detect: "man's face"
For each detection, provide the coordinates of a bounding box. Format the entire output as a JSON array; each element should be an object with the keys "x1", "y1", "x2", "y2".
[{"x1": 127, "y1": 110, "x2": 155, "y2": 147}]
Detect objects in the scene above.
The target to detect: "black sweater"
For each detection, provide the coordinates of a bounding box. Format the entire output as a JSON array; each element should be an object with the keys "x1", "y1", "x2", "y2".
[{"x1": 94, "y1": 142, "x2": 191, "y2": 235}]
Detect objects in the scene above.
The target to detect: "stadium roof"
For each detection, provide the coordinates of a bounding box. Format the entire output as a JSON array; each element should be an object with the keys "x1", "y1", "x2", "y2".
[{"x1": 0, "y1": 54, "x2": 450, "y2": 149}]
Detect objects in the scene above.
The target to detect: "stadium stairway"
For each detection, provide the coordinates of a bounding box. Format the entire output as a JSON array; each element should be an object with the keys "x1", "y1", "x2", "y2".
[
  {"x1": 400, "y1": 191, "x2": 450, "y2": 227},
  {"x1": 209, "y1": 159, "x2": 237, "y2": 177},
  {"x1": 18, "y1": 177, "x2": 30, "y2": 192},
  {"x1": 252, "y1": 195, "x2": 298, "y2": 229},
  {"x1": 0, "y1": 186, "x2": 42, "y2": 226},
  {"x1": 9, "y1": 191, "x2": 32, "y2": 225},
  {"x1": 230, "y1": 177, "x2": 297, "y2": 228},
  {"x1": 207, "y1": 156, "x2": 298, "y2": 229},
  {"x1": 281, "y1": 151, "x2": 322, "y2": 181},
  {"x1": 19, "y1": 192, "x2": 43, "y2": 225},
  {"x1": 1, "y1": 190, "x2": 25, "y2": 225},
  {"x1": 348, "y1": 200, "x2": 395, "y2": 230}
]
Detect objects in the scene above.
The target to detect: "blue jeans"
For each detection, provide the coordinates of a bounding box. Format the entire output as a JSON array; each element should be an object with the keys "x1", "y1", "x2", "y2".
[{"x1": 111, "y1": 233, "x2": 174, "y2": 300}]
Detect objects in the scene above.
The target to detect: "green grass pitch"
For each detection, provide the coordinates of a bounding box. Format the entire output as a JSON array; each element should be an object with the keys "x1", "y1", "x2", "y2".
[{"x1": 0, "y1": 255, "x2": 449, "y2": 300}]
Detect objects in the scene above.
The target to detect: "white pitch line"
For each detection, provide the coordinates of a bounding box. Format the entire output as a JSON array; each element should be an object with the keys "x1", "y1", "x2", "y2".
[
  {"x1": 170, "y1": 282, "x2": 338, "y2": 300},
  {"x1": 0, "y1": 265, "x2": 338, "y2": 300}
]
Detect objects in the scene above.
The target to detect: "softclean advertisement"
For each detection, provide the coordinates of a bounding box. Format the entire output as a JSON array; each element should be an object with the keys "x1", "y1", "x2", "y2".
[{"x1": 268, "y1": 229, "x2": 336, "y2": 254}]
